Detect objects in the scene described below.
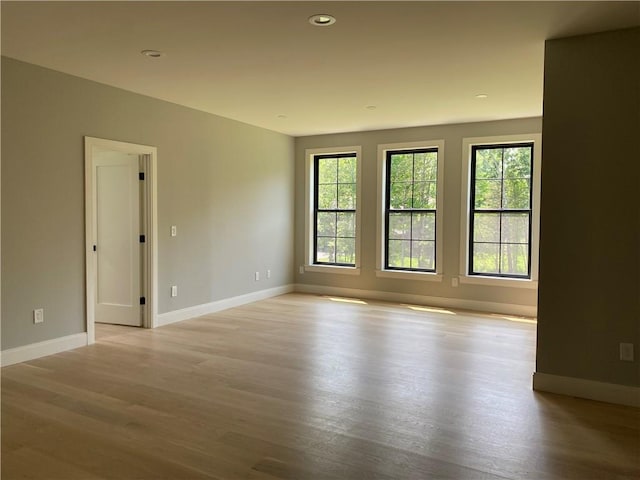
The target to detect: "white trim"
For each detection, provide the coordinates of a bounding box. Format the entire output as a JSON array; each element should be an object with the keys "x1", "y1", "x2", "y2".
[
  {"x1": 375, "y1": 270, "x2": 443, "y2": 282},
  {"x1": 157, "y1": 285, "x2": 295, "y2": 327},
  {"x1": 84, "y1": 137, "x2": 158, "y2": 344},
  {"x1": 459, "y1": 133, "x2": 542, "y2": 287},
  {"x1": 304, "y1": 265, "x2": 360, "y2": 275},
  {"x1": 458, "y1": 275, "x2": 538, "y2": 289},
  {"x1": 294, "y1": 284, "x2": 536, "y2": 317},
  {"x1": 376, "y1": 139, "x2": 445, "y2": 277},
  {"x1": 1, "y1": 333, "x2": 88, "y2": 367},
  {"x1": 533, "y1": 372, "x2": 640, "y2": 408},
  {"x1": 304, "y1": 146, "x2": 362, "y2": 270}
]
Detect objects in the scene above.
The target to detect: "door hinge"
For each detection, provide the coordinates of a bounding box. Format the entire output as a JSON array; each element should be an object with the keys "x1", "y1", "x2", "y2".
[
  {"x1": 139, "y1": 172, "x2": 145, "y2": 181},
  {"x1": 140, "y1": 296, "x2": 146, "y2": 305},
  {"x1": 139, "y1": 234, "x2": 146, "y2": 243}
]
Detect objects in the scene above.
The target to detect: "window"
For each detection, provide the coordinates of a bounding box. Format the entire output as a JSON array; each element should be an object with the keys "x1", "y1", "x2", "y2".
[
  {"x1": 461, "y1": 134, "x2": 541, "y2": 287},
  {"x1": 386, "y1": 148, "x2": 438, "y2": 271},
  {"x1": 314, "y1": 154, "x2": 357, "y2": 265},
  {"x1": 377, "y1": 141, "x2": 444, "y2": 280},
  {"x1": 470, "y1": 143, "x2": 532, "y2": 277},
  {"x1": 305, "y1": 147, "x2": 361, "y2": 273}
]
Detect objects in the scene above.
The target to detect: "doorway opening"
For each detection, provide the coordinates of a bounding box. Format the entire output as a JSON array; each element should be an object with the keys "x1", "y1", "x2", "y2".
[{"x1": 84, "y1": 137, "x2": 158, "y2": 344}]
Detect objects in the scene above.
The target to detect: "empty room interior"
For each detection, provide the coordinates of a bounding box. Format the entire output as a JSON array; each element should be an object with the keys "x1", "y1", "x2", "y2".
[{"x1": 1, "y1": 2, "x2": 639, "y2": 479}]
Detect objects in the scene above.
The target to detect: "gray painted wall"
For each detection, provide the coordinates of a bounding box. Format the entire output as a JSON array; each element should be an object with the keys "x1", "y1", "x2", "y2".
[
  {"x1": 1, "y1": 57, "x2": 295, "y2": 350},
  {"x1": 294, "y1": 117, "x2": 542, "y2": 309},
  {"x1": 537, "y1": 28, "x2": 640, "y2": 387}
]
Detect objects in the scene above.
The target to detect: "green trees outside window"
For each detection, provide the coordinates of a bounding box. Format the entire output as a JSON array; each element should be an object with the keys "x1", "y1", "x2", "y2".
[
  {"x1": 314, "y1": 154, "x2": 357, "y2": 266},
  {"x1": 470, "y1": 143, "x2": 533, "y2": 277},
  {"x1": 385, "y1": 148, "x2": 438, "y2": 271}
]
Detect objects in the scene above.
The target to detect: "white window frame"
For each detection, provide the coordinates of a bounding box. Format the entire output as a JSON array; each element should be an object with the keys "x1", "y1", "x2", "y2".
[
  {"x1": 459, "y1": 133, "x2": 542, "y2": 289},
  {"x1": 376, "y1": 140, "x2": 445, "y2": 282},
  {"x1": 304, "y1": 146, "x2": 361, "y2": 275}
]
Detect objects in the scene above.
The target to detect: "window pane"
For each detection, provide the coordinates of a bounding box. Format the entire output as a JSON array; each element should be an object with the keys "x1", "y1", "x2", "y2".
[
  {"x1": 390, "y1": 154, "x2": 413, "y2": 182},
  {"x1": 318, "y1": 158, "x2": 337, "y2": 184},
  {"x1": 503, "y1": 147, "x2": 531, "y2": 179},
  {"x1": 316, "y1": 237, "x2": 335, "y2": 263},
  {"x1": 389, "y1": 182, "x2": 412, "y2": 209},
  {"x1": 412, "y1": 182, "x2": 437, "y2": 209},
  {"x1": 501, "y1": 244, "x2": 529, "y2": 276},
  {"x1": 316, "y1": 212, "x2": 336, "y2": 237},
  {"x1": 502, "y1": 179, "x2": 530, "y2": 209},
  {"x1": 472, "y1": 243, "x2": 500, "y2": 274},
  {"x1": 473, "y1": 213, "x2": 500, "y2": 243},
  {"x1": 501, "y1": 213, "x2": 529, "y2": 244},
  {"x1": 337, "y1": 183, "x2": 356, "y2": 209},
  {"x1": 475, "y1": 149, "x2": 502, "y2": 179},
  {"x1": 317, "y1": 184, "x2": 337, "y2": 209},
  {"x1": 336, "y1": 212, "x2": 355, "y2": 238},
  {"x1": 388, "y1": 213, "x2": 411, "y2": 240},
  {"x1": 412, "y1": 212, "x2": 435, "y2": 241},
  {"x1": 337, "y1": 157, "x2": 356, "y2": 183},
  {"x1": 411, "y1": 241, "x2": 435, "y2": 270},
  {"x1": 388, "y1": 240, "x2": 411, "y2": 268},
  {"x1": 474, "y1": 179, "x2": 501, "y2": 209},
  {"x1": 336, "y1": 237, "x2": 355, "y2": 265},
  {"x1": 413, "y1": 152, "x2": 437, "y2": 182}
]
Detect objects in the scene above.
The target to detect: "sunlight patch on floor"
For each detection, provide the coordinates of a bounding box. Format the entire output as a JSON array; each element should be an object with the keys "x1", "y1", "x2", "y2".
[
  {"x1": 489, "y1": 314, "x2": 537, "y2": 324},
  {"x1": 326, "y1": 296, "x2": 368, "y2": 305},
  {"x1": 407, "y1": 305, "x2": 456, "y2": 315}
]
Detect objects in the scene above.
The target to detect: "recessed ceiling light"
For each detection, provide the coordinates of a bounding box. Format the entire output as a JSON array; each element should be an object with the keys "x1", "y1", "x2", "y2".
[
  {"x1": 475, "y1": 93, "x2": 489, "y2": 99},
  {"x1": 365, "y1": 105, "x2": 377, "y2": 110},
  {"x1": 277, "y1": 114, "x2": 288, "y2": 119},
  {"x1": 308, "y1": 14, "x2": 336, "y2": 27},
  {"x1": 141, "y1": 49, "x2": 164, "y2": 58}
]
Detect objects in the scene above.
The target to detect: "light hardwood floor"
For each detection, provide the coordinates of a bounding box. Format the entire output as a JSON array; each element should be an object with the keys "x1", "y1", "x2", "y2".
[{"x1": 2, "y1": 293, "x2": 639, "y2": 479}]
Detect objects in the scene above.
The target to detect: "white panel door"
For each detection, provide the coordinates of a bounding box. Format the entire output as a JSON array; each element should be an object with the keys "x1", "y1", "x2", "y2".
[{"x1": 93, "y1": 150, "x2": 142, "y2": 326}]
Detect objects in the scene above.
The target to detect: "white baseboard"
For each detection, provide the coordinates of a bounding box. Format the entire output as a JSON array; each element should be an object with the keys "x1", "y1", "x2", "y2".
[
  {"x1": 1, "y1": 333, "x2": 88, "y2": 367},
  {"x1": 157, "y1": 284, "x2": 295, "y2": 327},
  {"x1": 294, "y1": 283, "x2": 537, "y2": 317},
  {"x1": 533, "y1": 372, "x2": 640, "y2": 407},
  {"x1": 1, "y1": 283, "x2": 531, "y2": 367}
]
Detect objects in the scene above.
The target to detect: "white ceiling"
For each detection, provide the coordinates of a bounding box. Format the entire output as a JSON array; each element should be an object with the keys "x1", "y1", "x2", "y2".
[{"x1": 2, "y1": 1, "x2": 638, "y2": 136}]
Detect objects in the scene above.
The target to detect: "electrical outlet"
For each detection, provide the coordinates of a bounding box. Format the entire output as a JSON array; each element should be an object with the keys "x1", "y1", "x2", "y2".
[
  {"x1": 620, "y1": 343, "x2": 634, "y2": 362},
  {"x1": 170, "y1": 225, "x2": 177, "y2": 237},
  {"x1": 255, "y1": 271, "x2": 260, "y2": 281},
  {"x1": 299, "y1": 265, "x2": 305, "y2": 274},
  {"x1": 452, "y1": 277, "x2": 459, "y2": 287},
  {"x1": 171, "y1": 285, "x2": 178, "y2": 297},
  {"x1": 33, "y1": 308, "x2": 44, "y2": 324},
  {"x1": 267, "y1": 269, "x2": 271, "y2": 279}
]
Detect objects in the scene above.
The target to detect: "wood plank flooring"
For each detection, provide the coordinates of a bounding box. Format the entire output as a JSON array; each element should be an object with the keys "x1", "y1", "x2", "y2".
[
  {"x1": 2, "y1": 293, "x2": 639, "y2": 479},
  {"x1": 94, "y1": 323, "x2": 140, "y2": 341}
]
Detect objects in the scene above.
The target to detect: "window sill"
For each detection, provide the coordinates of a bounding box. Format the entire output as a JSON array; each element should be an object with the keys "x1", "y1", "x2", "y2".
[
  {"x1": 376, "y1": 270, "x2": 443, "y2": 282},
  {"x1": 305, "y1": 265, "x2": 361, "y2": 275},
  {"x1": 458, "y1": 275, "x2": 538, "y2": 289}
]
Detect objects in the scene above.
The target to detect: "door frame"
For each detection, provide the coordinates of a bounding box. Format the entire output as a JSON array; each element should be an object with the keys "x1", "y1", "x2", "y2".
[{"x1": 84, "y1": 136, "x2": 158, "y2": 344}]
